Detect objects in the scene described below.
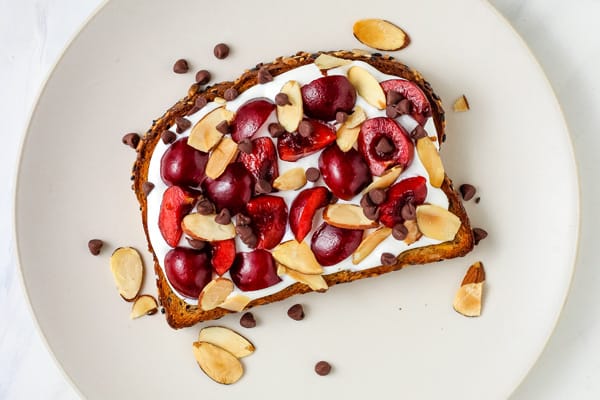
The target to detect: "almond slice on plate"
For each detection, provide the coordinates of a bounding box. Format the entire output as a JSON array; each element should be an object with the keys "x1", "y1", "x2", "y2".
[
  {"x1": 453, "y1": 261, "x2": 485, "y2": 317},
  {"x1": 205, "y1": 137, "x2": 238, "y2": 179},
  {"x1": 353, "y1": 19, "x2": 410, "y2": 51},
  {"x1": 188, "y1": 106, "x2": 235, "y2": 152},
  {"x1": 453, "y1": 95, "x2": 470, "y2": 112},
  {"x1": 416, "y1": 204, "x2": 461, "y2": 241},
  {"x1": 314, "y1": 53, "x2": 352, "y2": 70},
  {"x1": 347, "y1": 66, "x2": 386, "y2": 110},
  {"x1": 416, "y1": 137, "x2": 444, "y2": 188},
  {"x1": 199, "y1": 278, "x2": 235, "y2": 311},
  {"x1": 352, "y1": 227, "x2": 392, "y2": 264},
  {"x1": 272, "y1": 167, "x2": 307, "y2": 191},
  {"x1": 109, "y1": 247, "x2": 143, "y2": 301},
  {"x1": 272, "y1": 240, "x2": 323, "y2": 275},
  {"x1": 219, "y1": 295, "x2": 252, "y2": 312},
  {"x1": 361, "y1": 165, "x2": 402, "y2": 194},
  {"x1": 323, "y1": 204, "x2": 379, "y2": 229},
  {"x1": 276, "y1": 80, "x2": 303, "y2": 132},
  {"x1": 197, "y1": 326, "x2": 255, "y2": 358},
  {"x1": 192, "y1": 341, "x2": 244, "y2": 384},
  {"x1": 182, "y1": 213, "x2": 236, "y2": 241},
  {"x1": 130, "y1": 295, "x2": 158, "y2": 319},
  {"x1": 277, "y1": 264, "x2": 328, "y2": 292}
]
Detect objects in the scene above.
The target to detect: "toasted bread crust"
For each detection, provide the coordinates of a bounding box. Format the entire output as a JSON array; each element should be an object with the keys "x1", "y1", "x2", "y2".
[{"x1": 131, "y1": 51, "x2": 473, "y2": 329}]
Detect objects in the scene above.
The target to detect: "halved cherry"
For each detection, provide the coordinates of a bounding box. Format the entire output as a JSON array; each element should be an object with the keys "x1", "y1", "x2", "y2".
[
  {"x1": 301, "y1": 75, "x2": 356, "y2": 121},
  {"x1": 230, "y1": 250, "x2": 282, "y2": 292},
  {"x1": 201, "y1": 162, "x2": 253, "y2": 214},
  {"x1": 277, "y1": 119, "x2": 336, "y2": 161},
  {"x1": 319, "y1": 144, "x2": 371, "y2": 200},
  {"x1": 380, "y1": 79, "x2": 432, "y2": 125},
  {"x1": 378, "y1": 176, "x2": 427, "y2": 228},
  {"x1": 289, "y1": 187, "x2": 331, "y2": 242},
  {"x1": 246, "y1": 195, "x2": 288, "y2": 250},
  {"x1": 358, "y1": 117, "x2": 414, "y2": 176},
  {"x1": 160, "y1": 137, "x2": 208, "y2": 189},
  {"x1": 230, "y1": 98, "x2": 275, "y2": 142},
  {"x1": 310, "y1": 222, "x2": 363, "y2": 266},
  {"x1": 211, "y1": 239, "x2": 236, "y2": 276},
  {"x1": 158, "y1": 186, "x2": 196, "y2": 247},
  {"x1": 238, "y1": 137, "x2": 279, "y2": 189}
]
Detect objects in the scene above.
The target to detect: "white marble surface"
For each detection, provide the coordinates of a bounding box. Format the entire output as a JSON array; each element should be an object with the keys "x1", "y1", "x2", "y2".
[{"x1": 1, "y1": 0, "x2": 599, "y2": 398}]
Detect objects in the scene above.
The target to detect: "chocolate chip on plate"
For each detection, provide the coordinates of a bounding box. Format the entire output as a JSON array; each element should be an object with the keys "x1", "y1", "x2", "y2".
[
  {"x1": 173, "y1": 58, "x2": 189, "y2": 74},
  {"x1": 213, "y1": 43, "x2": 230, "y2": 59},
  {"x1": 87, "y1": 239, "x2": 104, "y2": 256},
  {"x1": 287, "y1": 304, "x2": 304, "y2": 321},
  {"x1": 122, "y1": 132, "x2": 140, "y2": 149},
  {"x1": 314, "y1": 361, "x2": 332, "y2": 376},
  {"x1": 473, "y1": 228, "x2": 488, "y2": 245},
  {"x1": 240, "y1": 312, "x2": 257, "y2": 328},
  {"x1": 459, "y1": 183, "x2": 476, "y2": 201},
  {"x1": 195, "y1": 69, "x2": 211, "y2": 85}
]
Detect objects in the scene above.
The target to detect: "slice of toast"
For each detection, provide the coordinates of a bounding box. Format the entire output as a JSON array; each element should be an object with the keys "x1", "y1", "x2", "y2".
[{"x1": 131, "y1": 50, "x2": 474, "y2": 329}]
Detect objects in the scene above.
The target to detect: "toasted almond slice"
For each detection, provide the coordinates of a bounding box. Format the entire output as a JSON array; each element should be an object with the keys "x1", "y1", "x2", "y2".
[
  {"x1": 416, "y1": 137, "x2": 444, "y2": 188},
  {"x1": 219, "y1": 295, "x2": 252, "y2": 312},
  {"x1": 272, "y1": 240, "x2": 323, "y2": 275},
  {"x1": 336, "y1": 124, "x2": 361, "y2": 152},
  {"x1": 352, "y1": 227, "x2": 392, "y2": 264},
  {"x1": 403, "y1": 219, "x2": 423, "y2": 245},
  {"x1": 361, "y1": 165, "x2": 402, "y2": 194},
  {"x1": 199, "y1": 278, "x2": 235, "y2": 311},
  {"x1": 213, "y1": 97, "x2": 227, "y2": 105},
  {"x1": 323, "y1": 204, "x2": 379, "y2": 229},
  {"x1": 351, "y1": 48, "x2": 372, "y2": 58},
  {"x1": 109, "y1": 247, "x2": 143, "y2": 301},
  {"x1": 276, "y1": 80, "x2": 303, "y2": 132},
  {"x1": 188, "y1": 107, "x2": 234, "y2": 152},
  {"x1": 416, "y1": 204, "x2": 461, "y2": 241},
  {"x1": 353, "y1": 19, "x2": 410, "y2": 51},
  {"x1": 453, "y1": 261, "x2": 485, "y2": 317},
  {"x1": 182, "y1": 213, "x2": 236, "y2": 242},
  {"x1": 272, "y1": 167, "x2": 307, "y2": 191},
  {"x1": 197, "y1": 326, "x2": 255, "y2": 358},
  {"x1": 347, "y1": 66, "x2": 386, "y2": 110},
  {"x1": 205, "y1": 137, "x2": 238, "y2": 179},
  {"x1": 345, "y1": 106, "x2": 367, "y2": 128},
  {"x1": 277, "y1": 264, "x2": 328, "y2": 292},
  {"x1": 130, "y1": 295, "x2": 158, "y2": 319},
  {"x1": 314, "y1": 53, "x2": 352, "y2": 70},
  {"x1": 453, "y1": 95, "x2": 470, "y2": 112},
  {"x1": 192, "y1": 341, "x2": 243, "y2": 384}
]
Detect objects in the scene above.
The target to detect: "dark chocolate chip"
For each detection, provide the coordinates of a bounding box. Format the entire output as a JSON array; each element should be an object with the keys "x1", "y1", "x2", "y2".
[
  {"x1": 385, "y1": 105, "x2": 399, "y2": 119},
  {"x1": 161, "y1": 130, "x2": 176, "y2": 144},
  {"x1": 410, "y1": 125, "x2": 428, "y2": 140},
  {"x1": 195, "y1": 96, "x2": 208, "y2": 109},
  {"x1": 257, "y1": 67, "x2": 273, "y2": 84},
  {"x1": 160, "y1": 307, "x2": 166, "y2": 314},
  {"x1": 224, "y1": 87, "x2": 239, "y2": 101},
  {"x1": 173, "y1": 59, "x2": 189, "y2": 74},
  {"x1": 335, "y1": 111, "x2": 348, "y2": 124},
  {"x1": 400, "y1": 202, "x2": 416, "y2": 220},
  {"x1": 298, "y1": 120, "x2": 314, "y2": 137},
  {"x1": 475, "y1": 196, "x2": 481, "y2": 204},
  {"x1": 386, "y1": 90, "x2": 404, "y2": 105},
  {"x1": 459, "y1": 184, "x2": 476, "y2": 201},
  {"x1": 235, "y1": 225, "x2": 253, "y2": 237},
  {"x1": 122, "y1": 132, "x2": 140, "y2": 149},
  {"x1": 197, "y1": 198, "x2": 216, "y2": 215},
  {"x1": 87, "y1": 239, "x2": 103, "y2": 256},
  {"x1": 395, "y1": 99, "x2": 411, "y2": 115},
  {"x1": 473, "y1": 228, "x2": 488, "y2": 245},
  {"x1": 363, "y1": 205, "x2": 380, "y2": 221},
  {"x1": 238, "y1": 139, "x2": 253, "y2": 154},
  {"x1": 244, "y1": 234, "x2": 258, "y2": 248},
  {"x1": 213, "y1": 43, "x2": 230, "y2": 59},
  {"x1": 314, "y1": 361, "x2": 332, "y2": 376},
  {"x1": 275, "y1": 92, "x2": 291, "y2": 106},
  {"x1": 236, "y1": 213, "x2": 251, "y2": 226},
  {"x1": 392, "y1": 224, "x2": 408, "y2": 240},
  {"x1": 381, "y1": 252, "x2": 397, "y2": 266},
  {"x1": 215, "y1": 208, "x2": 231, "y2": 225},
  {"x1": 195, "y1": 69, "x2": 211, "y2": 84},
  {"x1": 368, "y1": 189, "x2": 387, "y2": 205},
  {"x1": 216, "y1": 120, "x2": 230, "y2": 134},
  {"x1": 360, "y1": 193, "x2": 374, "y2": 208},
  {"x1": 375, "y1": 136, "x2": 395, "y2": 155},
  {"x1": 142, "y1": 181, "x2": 155, "y2": 196},
  {"x1": 287, "y1": 304, "x2": 304, "y2": 321},
  {"x1": 186, "y1": 106, "x2": 201, "y2": 116},
  {"x1": 268, "y1": 122, "x2": 285, "y2": 137},
  {"x1": 175, "y1": 117, "x2": 191, "y2": 133},
  {"x1": 442, "y1": 134, "x2": 447, "y2": 143},
  {"x1": 240, "y1": 312, "x2": 256, "y2": 328},
  {"x1": 186, "y1": 238, "x2": 207, "y2": 250},
  {"x1": 255, "y1": 179, "x2": 272, "y2": 194},
  {"x1": 305, "y1": 167, "x2": 321, "y2": 182}
]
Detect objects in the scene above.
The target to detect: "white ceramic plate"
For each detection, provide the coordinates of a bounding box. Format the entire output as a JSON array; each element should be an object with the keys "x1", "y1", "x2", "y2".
[{"x1": 15, "y1": 0, "x2": 578, "y2": 398}]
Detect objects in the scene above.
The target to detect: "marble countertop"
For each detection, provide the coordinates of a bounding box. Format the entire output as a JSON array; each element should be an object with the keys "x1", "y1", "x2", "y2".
[{"x1": 1, "y1": 0, "x2": 599, "y2": 398}]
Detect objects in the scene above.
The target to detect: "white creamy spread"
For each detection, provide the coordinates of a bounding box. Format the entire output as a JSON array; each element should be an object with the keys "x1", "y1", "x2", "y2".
[{"x1": 146, "y1": 60, "x2": 448, "y2": 304}]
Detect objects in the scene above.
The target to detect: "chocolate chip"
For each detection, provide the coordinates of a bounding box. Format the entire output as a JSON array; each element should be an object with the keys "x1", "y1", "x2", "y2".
[
  {"x1": 314, "y1": 361, "x2": 332, "y2": 376},
  {"x1": 410, "y1": 125, "x2": 428, "y2": 140},
  {"x1": 215, "y1": 208, "x2": 231, "y2": 225},
  {"x1": 335, "y1": 111, "x2": 348, "y2": 124},
  {"x1": 442, "y1": 133, "x2": 447, "y2": 143},
  {"x1": 385, "y1": 105, "x2": 399, "y2": 118},
  {"x1": 475, "y1": 196, "x2": 481, "y2": 204},
  {"x1": 175, "y1": 117, "x2": 191, "y2": 133},
  {"x1": 195, "y1": 69, "x2": 211, "y2": 84},
  {"x1": 268, "y1": 122, "x2": 285, "y2": 137},
  {"x1": 381, "y1": 252, "x2": 397, "y2": 266},
  {"x1": 173, "y1": 59, "x2": 189, "y2": 74},
  {"x1": 360, "y1": 193, "x2": 374, "y2": 208},
  {"x1": 255, "y1": 179, "x2": 272, "y2": 194},
  {"x1": 287, "y1": 304, "x2": 304, "y2": 321},
  {"x1": 395, "y1": 99, "x2": 411, "y2": 115},
  {"x1": 186, "y1": 106, "x2": 201, "y2": 116},
  {"x1": 213, "y1": 43, "x2": 230, "y2": 59},
  {"x1": 240, "y1": 312, "x2": 256, "y2": 328},
  {"x1": 122, "y1": 132, "x2": 140, "y2": 149},
  {"x1": 238, "y1": 139, "x2": 253, "y2": 154},
  {"x1": 236, "y1": 225, "x2": 253, "y2": 237},
  {"x1": 195, "y1": 96, "x2": 208, "y2": 109},
  {"x1": 275, "y1": 92, "x2": 291, "y2": 106},
  {"x1": 224, "y1": 87, "x2": 239, "y2": 101},
  {"x1": 375, "y1": 136, "x2": 395, "y2": 155},
  {"x1": 400, "y1": 202, "x2": 416, "y2": 220},
  {"x1": 392, "y1": 224, "x2": 408, "y2": 240},
  {"x1": 216, "y1": 120, "x2": 230, "y2": 134},
  {"x1": 244, "y1": 234, "x2": 258, "y2": 248},
  {"x1": 368, "y1": 189, "x2": 387, "y2": 205},
  {"x1": 236, "y1": 213, "x2": 251, "y2": 226},
  {"x1": 87, "y1": 239, "x2": 103, "y2": 256},
  {"x1": 197, "y1": 198, "x2": 216, "y2": 215},
  {"x1": 329, "y1": 195, "x2": 339, "y2": 204},
  {"x1": 386, "y1": 90, "x2": 404, "y2": 105},
  {"x1": 363, "y1": 205, "x2": 379, "y2": 221},
  {"x1": 298, "y1": 120, "x2": 314, "y2": 137},
  {"x1": 473, "y1": 228, "x2": 488, "y2": 245},
  {"x1": 186, "y1": 238, "x2": 207, "y2": 250},
  {"x1": 160, "y1": 307, "x2": 166, "y2": 314},
  {"x1": 161, "y1": 130, "x2": 176, "y2": 144},
  {"x1": 257, "y1": 67, "x2": 273, "y2": 84},
  {"x1": 142, "y1": 181, "x2": 155, "y2": 196},
  {"x1": 305, "y1": 167, "x2": 321, "y2": 182},
  {"x1": 459, "y1": 184, "x2": 476, "y2": 201}
]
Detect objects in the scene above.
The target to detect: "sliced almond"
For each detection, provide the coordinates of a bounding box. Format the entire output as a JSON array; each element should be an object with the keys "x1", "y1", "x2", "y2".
[
  {"x1": 336, "y1": 124, "x2": 361, "y2": 152},
  {"x1": 192, "y1": 341, "x2": 243, "y2": 385},
  {"x1": 416, "y1": 204, "x2": 461, "y2": 242},
  {"x1": 130, "y1": 295, "x2": 158, "y2": 319},
  {"x1": 272, "y1": 240, "x2": 323, "y2": 275},
  {"x1": 351, "y1": 48, "x2": 372, "y2": 58},
  {"x1": 188, "y1": 107, "x2": 234, "y2": 152},
  {"x1": 353, "y1": 19, "x2": 410, "y2": 51},
  {"x1": 277, "y1": 264, "x2": 328, "y2": 292},
  {"x1": 345, "y1": 106, "x2": 367, "y2": 128},
  {"x1": 416, "y1": 137, "x2": 444, "y2": 188},
  {"x1": 272, "y1": 167, "x2": 307, "y2": 191},
  {"x1": 361, "y1": 165, "x2": 402, "y2": 194},
  {"x1": 213, "y1": 97, "x2": 227, "y2": 105},
  {"x1": 323, "y1": 204, "x2": 379, "y2": 229},
  {"x1": 109, "y1": 247, "x2": 143, "y2": 301},
  {"x1": 197, "y1": 326, "x2": 255, "y2": 358},
  {"x1": 199, "y1": 278, "x2": 235, "y2": 311},
  {"x1": 218, "y1": 295, "x2": 252, "y2": 312},
  {"x1": 205, "y1": 137, "x2": 238, "y2": 180},
  {"x1": 352, "y1": 227, "x2": 392, "y2": 264},
  {"x1": 403, "y1": 219, "x2": 422, "y2": 245},
  {"x1": 276, "y1": 80, "x2": 303, "y2": 132},
  {"x1": 453, "y1": 95, "x2": 470, "y2": 112},
  {"x1": 453, "y1": 261, "x2": 485, "y2": 317},
  {"x1": 314, "y1": 53, "x2": 352, "y2": 70},
  {"x1": 347, "y1": 66, "x2": 386, "y2": 110},
  {"x1": 182, "y1": 213, "x2": 236, "y2": 242}
]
